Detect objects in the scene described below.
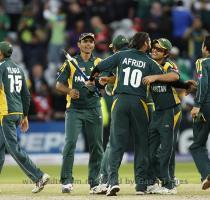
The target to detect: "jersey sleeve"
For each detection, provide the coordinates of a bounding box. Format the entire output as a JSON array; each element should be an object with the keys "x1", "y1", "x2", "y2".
[
  {"x1": 167, "y1": 61, "x2": 188, "y2": 89},
  {"x1": 169, "y1": 79, "x2": 188, "y2": 89},
  {"x1": 89, "y1": 53, "x2": 120, "y2": 81},
  {"x1": 20, "y1": 71, "x2": 31, "y2": 116},
  {"x1": 56, "y1": 61, "x2": 71, "y2": 84},
  {"x1": 194, "y1": 59, "x2": 208, "y2": 107},
  {"x1": 164, "y1": 61, "x2": 180, "y2": 75},
  {"x1": 94, "y1": 57, "x2": 102, "y2": 66},
  {"x1": 96, "y1": 52, "x2": 120, "y2": 72},
  {"x1": 0, "y1": 63, "x2": 4, "y2": 86}
]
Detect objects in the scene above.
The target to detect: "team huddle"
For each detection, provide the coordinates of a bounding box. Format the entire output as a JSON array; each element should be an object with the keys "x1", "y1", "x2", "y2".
[{"x1": 0, "y1": 31, "x2": 210, "y2": 195}]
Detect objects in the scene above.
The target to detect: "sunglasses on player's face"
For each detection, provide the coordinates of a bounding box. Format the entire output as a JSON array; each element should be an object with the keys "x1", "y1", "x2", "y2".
[{"x1": 152, "y1": 46, "x2": 166, "y2": 53}]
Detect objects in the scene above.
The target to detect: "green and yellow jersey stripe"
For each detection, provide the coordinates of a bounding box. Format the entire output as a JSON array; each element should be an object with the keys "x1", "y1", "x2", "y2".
[{"x1": 66, "y1": 61, "x2": 76, "y2": 109}]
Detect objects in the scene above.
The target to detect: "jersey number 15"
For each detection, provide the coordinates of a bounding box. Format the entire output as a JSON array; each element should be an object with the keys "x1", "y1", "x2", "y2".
[{"x1": 8, "y1": 74, "x2": 22, "y2": 93}]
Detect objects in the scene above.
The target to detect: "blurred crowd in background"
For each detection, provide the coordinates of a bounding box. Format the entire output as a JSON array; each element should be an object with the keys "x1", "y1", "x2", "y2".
[{"x1": 0, "y1": 0, "x2": 209, "y2": 125}]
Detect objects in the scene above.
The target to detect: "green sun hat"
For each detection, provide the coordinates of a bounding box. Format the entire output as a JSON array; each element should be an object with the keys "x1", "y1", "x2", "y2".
[
  {"x1": 0, "y1": 41, "x2": 13, "y2": 57},
  {"x1": 153, "y1": 38, "x2": 172, "y2": 51},
  {"x1": 109, "y1": 35, "x2": 129, "y2": 50}
]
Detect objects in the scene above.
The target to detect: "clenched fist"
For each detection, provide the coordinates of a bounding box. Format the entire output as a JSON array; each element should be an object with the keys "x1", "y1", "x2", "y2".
[{"x1": 68, "y1": 89, "x2": 80, "y2": 99}]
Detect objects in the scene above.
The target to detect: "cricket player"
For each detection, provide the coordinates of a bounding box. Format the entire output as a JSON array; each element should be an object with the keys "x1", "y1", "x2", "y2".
[
  {"x1": 190, "y1": 34, "x2": 210, "y2": 190},
  {"x1": 89, "y1": 32, "x2": 179, "y2": 196},
  {"x1": 94, "y1": 35, "x2": 129, "y2": 194},
  {"x1": 56, "y1": 33, "x2": 103, "y2": 194},
  {"x1": 143, "y1": 38, "x2": 182, "y2": 195},
  {"x1": 0, "y1": 41, "x2": 50, "y2": 193}
]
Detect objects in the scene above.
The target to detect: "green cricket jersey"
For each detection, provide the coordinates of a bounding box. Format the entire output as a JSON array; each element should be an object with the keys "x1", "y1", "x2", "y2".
[
  {"x1": 194, "y1": 56, "x2": 210, "y2": 107},
  {"x1": 57, "y1": 54, "x2": 101, "y2": 109},
  {"x1": 0, "y1": 58, "x2": 30, "y2": 116},
  {"x1": 101, "y1": 47, "x2": 129, "y2": 77},
  {"x1": 150, "y1": 60, "x2": 180, "y2": 110},
  {"x1": 95, "y1": 48, "x2": 163, "y2": 101}
]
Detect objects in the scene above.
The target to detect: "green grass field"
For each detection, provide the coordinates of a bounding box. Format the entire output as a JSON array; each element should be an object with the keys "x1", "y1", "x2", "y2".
[
  {"x1": 1, "y1": 162, "x2": 210, "y2": 199},
  {"x1": 0, "y1": 162, "x2": 200, "y2": 184}
]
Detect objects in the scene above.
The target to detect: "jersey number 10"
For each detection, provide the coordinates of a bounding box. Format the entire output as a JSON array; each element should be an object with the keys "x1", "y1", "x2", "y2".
[
  {"x1": 123, "y1": 67, "x2": 142, "y2": 88},
  {"x1": 8, "y1": 74, "x2": 22, "y2": 93}
]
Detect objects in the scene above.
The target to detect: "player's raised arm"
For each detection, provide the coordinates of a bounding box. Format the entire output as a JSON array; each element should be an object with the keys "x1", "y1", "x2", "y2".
[{"x1": 89, "y1": 53, "x2": 120, "y2": 81}]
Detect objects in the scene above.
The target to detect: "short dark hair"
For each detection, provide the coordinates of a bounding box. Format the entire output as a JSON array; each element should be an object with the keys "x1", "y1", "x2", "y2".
[
  {"x1": 0, "y1": 41, "x2": 13, "y2": 58},
  {"x1": 203, "y1": 34, "x2": 210, "y2": 52},
  {"x1": 129, "y1": 32, "x2": 149, "y2": 50}
]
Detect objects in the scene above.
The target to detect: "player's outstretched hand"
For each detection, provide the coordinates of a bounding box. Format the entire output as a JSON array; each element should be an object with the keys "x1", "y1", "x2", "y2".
[
  {"x1": 142, "y1": 75, "x2": 157, "y2": 85},
  {"x1": 20, "y1": 116, "x2": 29, "y2": 133},
  {"x1": 99, "y1": 77, "x2": 109, "y2": 85},
  {"x1": 85, "y1": 80, "x2": 95, "y2": 87},
  {"x1": 68, "y1": 89, "x2": 80, "y2": 99},
  {"x1": 99, "y1": 75, "x2": 116, "y2": 85},
  {"x1": 185, "y1": 80, "x2": 197, "y2": 95}
]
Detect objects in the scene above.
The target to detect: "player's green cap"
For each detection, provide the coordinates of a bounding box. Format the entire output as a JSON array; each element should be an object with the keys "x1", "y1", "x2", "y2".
[
  {"x1": 153, "y1": 38, "x2": 172, "y2": 51},
  {"x1": 109, "y1": 35, "x2": 129, "y2": 50},
  {"x1": 0, "y1": 41, "x2": 13, "y2": 57},
  {"x1": 79, "y1": 32, "x2": 95, "y2": 41}
]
